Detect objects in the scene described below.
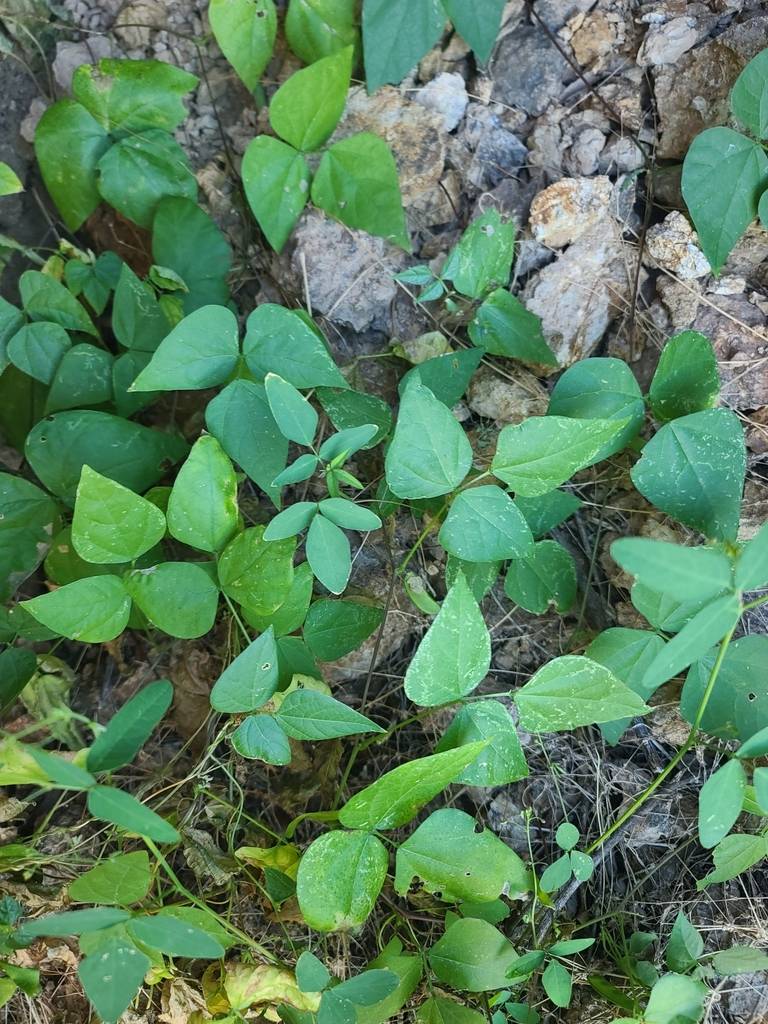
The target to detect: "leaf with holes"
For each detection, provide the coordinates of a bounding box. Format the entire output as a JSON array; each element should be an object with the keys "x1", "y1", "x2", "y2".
[
  {"x1": 209, "y1": 0, "x2": 276, "y2": 90},
  {"x1": 210, "y1": 628, "x2": 280, "y2": 713}
]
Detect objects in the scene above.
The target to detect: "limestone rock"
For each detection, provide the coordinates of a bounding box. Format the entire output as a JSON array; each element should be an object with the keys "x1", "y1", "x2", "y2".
[
  {"x1": 637, "y1": 17, "x2": 698, "y2": 67},
  {"x1": 415, "y1": 72, "x2": 468, "y2": 132},
  {"x1": 692, "y1": 293, "x2": 768, "y2": 409},
  {"x1": 529, "y1": 176, "x2": 614, "y2": 249},
  {"x1": 456, "y1": 102, "x2": 528, "y2": 192},
  {"x1": 645, "y1": 211, "x2": 710, "y2": 280},
  {"x1": 467, "y1": 364, "x2": 548, "y2": 424}
]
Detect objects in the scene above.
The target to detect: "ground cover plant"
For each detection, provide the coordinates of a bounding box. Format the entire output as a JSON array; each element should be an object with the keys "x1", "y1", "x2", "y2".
[{"x1": 1, "y1": 4, "x2": 768, "y2": 1023}]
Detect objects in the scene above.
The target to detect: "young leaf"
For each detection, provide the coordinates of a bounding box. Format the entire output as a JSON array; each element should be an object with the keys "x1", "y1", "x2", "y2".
[
  {"x1": 218, "y1": 526, "x2": 295, "y2": 616},
  {"x1": 362, "y1": 0, "x2": 444, "y2": 92},
  {"x1": 241, "y1": 137, "x2": 312, "y2": 252},
  {"x1": 87, "y1": 785, "x2": 180, "y2": 843},
  {"x1": 469, "y1": 288, "x2": 557, "y2": 367},
  {"x1": 586, "y1": 628, "x2": 667, "y2": 744},
  {"x1": 0, "y1": 160, "x2": 22, "y2": 195},
  {"x1": 303, "y1": 599, "x2": 384, "y2": 660},
  {"x1": 428, "y1": 918, "x2": 518, "y2": 992},
  {"x1": 492, "y1": 416, "x2": 630, "y2": 496},
  {"x1": 72, "y1": 58, "x2": 198, "y2": 134},
  {"x1": 338, "y1": 742, "x2": 487, "y2": 831},
  {"x1": 231, "y1": 714, "x2": 291, "y2": 763},
  {"x1": 87, "y1": 679, "x2": 173, "y2": 773},
  {"x1": 270, "y1": 47, "x2": 352, "y2": 152},
  {"x1": 130, "y1": 304, "x2": 239, "y2": 392},
  {"x1": 631, "y1": 408, "x2": 746, "y2": 541},
  {"x1": 125, "y1": 562, "x2": 219, "y2": 638},
  {"x1": 128, "y1": 913, "x2": 224, "y2": 958},
  {"x1": 435, "y1": 700, "x2": 529, "y2": 787},
  {"x1": 78, "y1": 939, "x2": 151, "y2": 1023},
  {"x1": 264, "y1": 502, "x2": 319, "y2": 541},
  {"x1": 318, "y1": 424, "x2": 380, "y2": 463},
  {"x1": 265, "y1": 372, "x2": 318, "y2": 445},
  {"x1": 72, "y1": 466, "x2": 166, "y2": 565},
  {"x1": 167, "y1": 435, "x2": 239, "y2": 553},
  {"x1": 404, "y1": 573, "x2": 490, "y2": 706},
  {"x1": 610, "y1": 539, "x2": 734, "y2": 604},
  {"x1": 306, "y1": 513, "x2": 351, "y2": 594},
  {"x1": 438, "y1": 485, "x2": 533, "y2": 562},
  {"x1": 209, "y1": 0, "x2": 277, "y2": 90},
  {"x1": 20, "y1": 271, "x2": 97, "y2": 336},
  {"x1": 296, "y1": 830, "x2": 388, "y2": 931},
  {"x1": 394, "y1": 808, "x2": 530, "y2": 903},
  {"x1": 555, "y1": 823, "x2": 580, "y2": 851},
  {"x1": 666, "y1": 912, "x2": 704, "y2": 973},
  {"x1": 735, "y1": 519, "x2": 768, "y2": 592},
  {"x1": 542, "y1": 961, "x2": 572, "y2": 1008},
  {"x1": 317, "y1": 498, "x2": 382, "y2": 532},
  {"x1": 385, "y1": 380, "x2": 472, "y2": 498},
  {"x1": 643, "y1": 973, "x2": 707, "y2": 1024},
  {"x1": 274, "y1": 689, "x2": 384, "y2": 739},
  {"x1": 243, "y1": 304, "x2": 346, "y2": 387},
  {"x1": 22, "y1": 575, "x2": 131, "y2": 643},
  {"x1": 698, "y1": 759, "x2": 746, "y2": 849},
  {"x1": 440, "y1": 0, "x2": 505, "y2": 62},
  {"x1": 514, "y1": 656, "x2": 650, "y2": 733},
  {"x1": 7, "y1": 322, "x2": 71, "y2": 384},
  {"x1": 698, "y1": 832, "x2": 768, "y2": 888},
  {"x1": 648, "y1": 331, "x2": 720, "y2": 422},
  {"x1": 69, "y1": 852, "x2": 151, "y2": 906},
  {"x1": 504, "y1": 540, "x2": 576, "y2": 615},
  {"x1": 682, "y1": 127, "x2": 768, "y2": 273},
  {"x1": 441, "y1": 211, "x2": 515, "y2": 299},
  {"x1": 210, "y1": 627, "x2": 280, "y2": 712},
  {"x1": 312, "y1": 133, "x2": 409, "y2": 248}
]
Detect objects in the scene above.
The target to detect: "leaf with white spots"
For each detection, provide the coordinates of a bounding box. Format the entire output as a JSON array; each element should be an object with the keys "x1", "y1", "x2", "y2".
[
  {"x1": 438, "y1": 485, "x2": 533, "y2": 562},
  {"x1": 503, "y1": 539, "x2": 576, "y2": 614},
  {"x1": 242, "y1": 137, "x2": 312, "y2": 253},
  {"x1": 78, "y1": 939, "x2": 151, "y2": 1023},
  {"x1": 296, "y1": 830, "x2": 388, "y2": 931},
  {"x1": 210, "y1": 628, "x2": 280, "y2": 713},
  {"x1": 698, "y1": 759, "x2": 746, "y2": 849},
  {"x1": 130, "y1": 305, "x2": 240, "y2": 392},
  {"x1": 72, "y1": 466, "x2": 166, "y2": 564},
  {"x1": 21, "y1": 575, "x2": 131, "y2": 643},
  {"x1": 128, "y1": 913, "x2": 224, "y2": 958},
  {"x1": 167, "y1": 435, "x2": 239, "y2": 553},
  {"x1": 435, "y1": 700, "x2": 529, "y2": 787}
]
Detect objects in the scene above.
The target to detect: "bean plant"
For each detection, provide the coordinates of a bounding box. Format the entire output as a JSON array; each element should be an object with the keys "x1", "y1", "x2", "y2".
[{"x1": 1, "y1": 16, "x2": 768, "y2": 1024}]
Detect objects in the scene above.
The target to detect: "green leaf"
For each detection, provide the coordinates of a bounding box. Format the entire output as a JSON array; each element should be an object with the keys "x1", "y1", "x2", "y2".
[
  {"x1": 273, "y1": 454, "x2": 319, "y2": 487},
  {"x1": 539, "y1": 854, "x2": 572, "y2": 894},
  {"x1": 735, "y1": 519, "x2": 768, "y2": 591},
  {"x1": 18, "y1": 907, "x2": 131, "y2": 940},
  {"x1": 231, "y1": 714, "x2": 291, "y2": 763},
  {"x1": 400, "y1": 349, "x2": 484, "y2": 408},
  {"x1": 270, "y1": 47, "x2": 352, "y2": 151},
  {"x1": 441, "y1": 211, "x2": 515, "y2": 300},
  {"x1": 737, "y1": 724, "x2": 768, "y2": 759},
  {"x1": 385, "y1": 380, "x2": 472, "y2": 498},
  {"x1": 45, "y1": 343, "x2": 114, "y2": 413},
  {"x1": 264, "y1": 502, "x2": 319, "y2": 541},
  {"x1": 631, "y1": 408, "x2": 746, "y2": 541},
  {"x1": 0, "y1": 160, "x2": 23, "y2": 195},
  {"x1": 311, "y1": 133, "x2": 409, "y2": 248},
  {"x1": 648, "y1": 331, "x2": 720, "y2": 422},
  {"x1": 317, "y1": 386, "x2": 393, "y2": 447},
  {"x1": 206, "y1": 380, "x2": 288, "y2": 507},
  {"x1": 265, "y1": 372, "x2": 318, "y2": 445},
  {"x1": 22, "y1": 575, "x2": 131, "y2": 642},
  {"x1": 547, "y1": 357, "x2": 644, "y2": 459},
  {"x1": 210, "y1": 627, "x2": 280, "y2": 712},
  {"x1": 243, "y1": 304, "x2": 346, "y2": 387},
  {"x1": 469, "y1": 289, "x2": 557, "y2": 367},
  {"x1": 72, "y1": 59, "x2": 197, "y2": 134},
  {"x1": 152, "y1": 197, "x2": 232, "y2": 313},
  {"x1": 243, "y1": 561, "x2": 313, "y2": 636},
  {"x1": 731, "y1": 49, "x2": 768, "y2": 139},
  {"x1": 317, "y1": 497, "x2": 381, "y2": 531},
  {"x1": 7, "y1": 322, "x2": 70, "y2": 384},
  {"x1": 492, "y1": 416, "x2": 630, "y2": 496},
  {"x1": 34, "y1": 100, "x2": 109, "y2": 231},
  {"x1": 585, "y1": 628, "x2": 667, "y2": 745},
  {"x1": 111, "y1": 263, "x2": 169, "y2": 353},
  {"x1": 286, "y1": 0, "x2": 358, "y2": 64},
  {"x1": 275, "y1": 689, "x2": 383, "y2": 739},
  {"x1": 24, "y1": 410, "x2": 187, "y2": 505},
  {"x1": 504, "y1": 540, "x2": 576, "y2": 615},
  {"x1": 87, "y1": 785, "x2": 179, "y2": 843},
  {"x1": 319, "y1": 424, "x2": 379, "y2": 461},
  {"x1": 357, "y1": 939, "x2": 423, "y2": 1024},
  {"x1": 631, "y1": 583, "x2": 711, "y2": 636},
  {"x1": 644, "y1": 973, "x2": 707, "y2": 1024},
  {"x1": 362, "y1": 0, "x2": 444, "y2": 92},
  {"x1": 296, "y1": 951, "x2": 330, "y2": 993},
  {"x1": 395, "y1": 808, "x2": 529, "y2": 903},
  {"x1": 241, "y1": 137, "x2": 311, "y2": 253},
  {"x1": 435, "y1": 700, "x2": 528, "y2": 787},
  {"x1": 444, "y1": 556, "x2": 500, "y2": 603},
  {"x1": 78, "y1": 939, "x2": 150, "y2": 1023},
  {"x1": 611, "y1": 539, "x2": 734, "y2": 604},
  {"x1": 404, "y1": 573, "x2": 490, "y2": 706},
  {"x1": 666, "y1": 912, "x2": 704, "y2": 973},
  {"x1": 712, "y1": 946, "x2": 768, "y2": 976},
  {"x1": 87, "y1": 679, "x2": 173, "y2": 773},
  {"x1": 682, "y1": 127, "x2": 768, "y2": 273},
  {"x1": 72, "y1": 466, "x2": 166, "y2": 564},
  {"x1": 438, "y1": 485, "x2": 533, "y2": 562},
  {"x1": 303, "y1": 598, "x2": 383, "y2": 660},
  {"x1": 29, "y1": 749, "x2": 96, "y2": 790},
  {"x1": 555, "y1": 822, "x2": 580, "y2": 851},
  {"x1": 69, "y1": 852, "x2": 151, "y2": 906},
  {"x1": 296, "y1": 830, "x2": 388, "y2": 931},
  {"x1": 130, "y1": 304, "x2": 239, "y2": 392},
  {"x1": 0, "y1": 297, "x2": 25, "y2": 374},
  {"x1": 306, "y1": 514, "x2": 351, "y2": 594},
  {"x1": 641, "y1": 593, "x2": 742, "y2": 693},
  {"x1": 681, "y1": 636, "x2": 768, "y2": 741},
  {"x1": 167, "y1": 435, "x2": 239, "y2": 553},
  {"x1": 128, "y1": 913, "x2": 224, "y2": 958},
  {"x1": 541, "y1": 961, "x2": 571, "y2": 1008},
  {"x1": 125, "y1": 562, "x2": 219, "y2": 638},
  {"x1": 415, "y1": 996, "x2": 486, "y2": 1023},
  {"x1": 515, "y1": 655, "x2": 650, "y2": 733},
  {"x1": 0, "y1": 472, "x2": 59, "y2": 601},
  {"x1": 428, "y1": 918, "x2": 518, "y2": 992},
  {"x1": 218, "y1": 526, "x2": 295, "y2": 616},
  {"x1": 698, "y1": 759, "x2": 746, "y2": 848},
  {"x1": 333, "y1": 970, "x2": 398, "y2": 1006},
  {"x1": 338, "y1": 742, "x2": 486, "y2": 831},
  {"x1": 440, "y1": 0, "x2": 505, "y2": 62},
  {"x1": 209, "y1": 0, "x2": 276, "y2": 90},
  {"x1": 0, "y1": 648, "x2": 37, "y2": 714},
  {"x1": 698, "y1": 832, "x2": 768, "y2": 888},
  {"x1": 97, "y1": 130, "x2": 197, "y2": 228},
  {"x1": 20, "y1": 270, "x2": 97, "y2": 335}
]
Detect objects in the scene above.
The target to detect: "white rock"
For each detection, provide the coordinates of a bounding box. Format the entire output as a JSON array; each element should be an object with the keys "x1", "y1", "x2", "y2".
[
  {"x1": 638, "y1": 17, "x2": 698, "y2": 67},
  {"x1": 52, "y1": 37, "x2": 112, "y2": 91},
  {"x1": 529, "y1": 176, "x2": 613, "y2": 249},
  {"x1": 414, "y1": 72, "x2": 469, "y2": 132},
  {"x1": 645, "y1": 211, "x2": 710, "y2": 280}
]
